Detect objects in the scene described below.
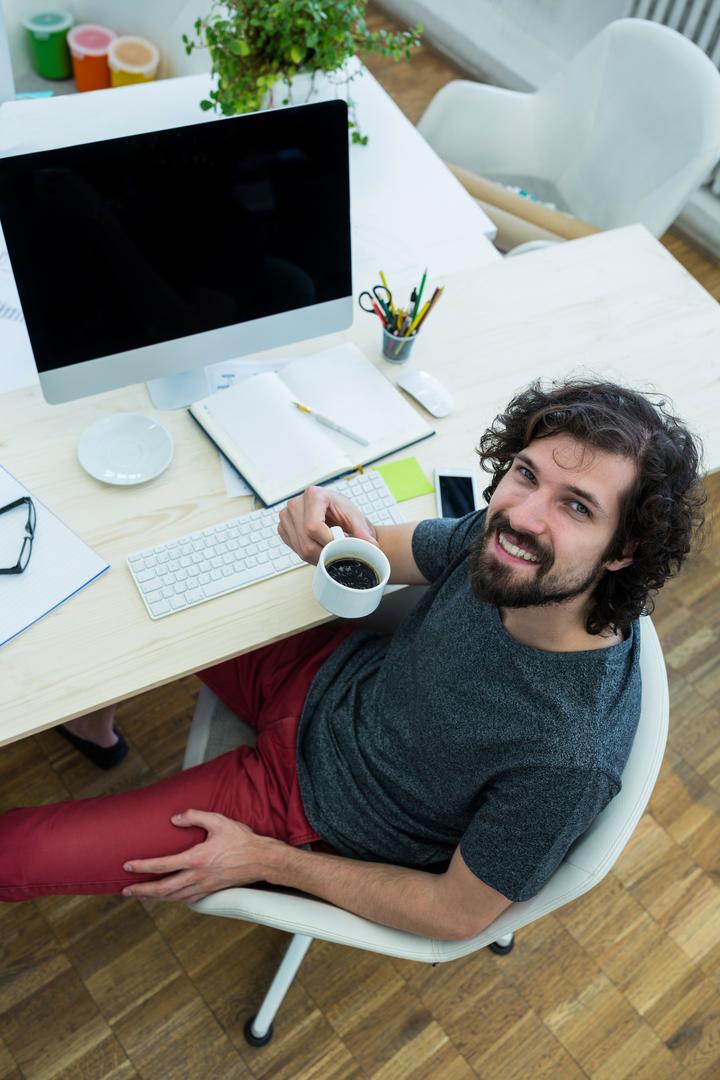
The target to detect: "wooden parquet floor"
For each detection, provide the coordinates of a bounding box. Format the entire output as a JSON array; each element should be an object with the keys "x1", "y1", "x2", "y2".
[{"x1": 2, "y1": 8, "x2": 720, "y2": 1078}]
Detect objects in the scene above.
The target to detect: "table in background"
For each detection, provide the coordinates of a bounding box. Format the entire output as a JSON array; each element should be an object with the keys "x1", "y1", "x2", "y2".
[{"x1": 1, "y1": 225, "x2": 719, "y2": 745}]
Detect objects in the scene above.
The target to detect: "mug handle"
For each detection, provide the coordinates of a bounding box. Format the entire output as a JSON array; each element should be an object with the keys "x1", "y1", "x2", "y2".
[{"x1": 329, "y1": 526, "x2": 344, "y2": 543}]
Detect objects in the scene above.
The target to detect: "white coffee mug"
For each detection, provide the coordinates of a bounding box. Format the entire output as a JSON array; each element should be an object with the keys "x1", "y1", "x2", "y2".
[{"x1": 312, "y1": 526, "x2": 391, "y2": 618}]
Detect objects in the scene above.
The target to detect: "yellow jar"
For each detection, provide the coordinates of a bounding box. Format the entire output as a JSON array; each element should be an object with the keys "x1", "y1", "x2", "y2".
[{"x1": 108, "y1": 35, "x2": 159, "y2": 86}]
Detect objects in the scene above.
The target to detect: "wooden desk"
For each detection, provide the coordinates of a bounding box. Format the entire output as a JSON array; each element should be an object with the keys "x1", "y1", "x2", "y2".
[{"x1": 2, "y1": 225, "x2": 719, "y2": 745}]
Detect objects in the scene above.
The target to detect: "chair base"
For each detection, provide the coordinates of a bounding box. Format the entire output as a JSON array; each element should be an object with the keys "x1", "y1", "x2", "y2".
[
  {"x1": 244, "y1": 1016, "x2": 274, "y2": 1047},
  {"x1": 489, "y1": 934, "x2": 515, "y2": 955},
  {"x1": 505, "y1": 239, "x2": 560, "y2": 257}
]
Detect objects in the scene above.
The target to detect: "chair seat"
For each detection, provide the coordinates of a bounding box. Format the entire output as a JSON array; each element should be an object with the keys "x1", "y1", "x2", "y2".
[
  {"x1": 182, "y1": 685, "x2": 257, "y2": 769},
  {"x1": 481, "y1": 175, "x2": 570, "y2": 213},
  {"x1": 191, "y1": 858, "x2": 594, "y2": 963}
]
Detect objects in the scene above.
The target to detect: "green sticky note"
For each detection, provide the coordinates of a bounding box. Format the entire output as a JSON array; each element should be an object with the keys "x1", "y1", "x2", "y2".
[{"x1": 375, "y1": 457, "x2": 434, "y2": 502}]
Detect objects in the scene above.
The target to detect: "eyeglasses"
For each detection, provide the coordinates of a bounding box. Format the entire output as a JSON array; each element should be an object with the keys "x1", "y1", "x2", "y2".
[{"x1": 0, "y1": 496, "x2": 36, "y2": 575}]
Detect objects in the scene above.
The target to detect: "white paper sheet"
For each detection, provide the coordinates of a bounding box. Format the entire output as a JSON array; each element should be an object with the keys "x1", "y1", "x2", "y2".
[
  {"x1": 0, "y1": 230, "x2": 38, "y2": 394},
  {"x1": 0, "y1": 466, "x2": 109, "y2": 647}
]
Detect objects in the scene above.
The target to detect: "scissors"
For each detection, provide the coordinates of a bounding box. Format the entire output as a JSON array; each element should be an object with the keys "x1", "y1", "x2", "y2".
[{"x1": 358, "y1": 284, "x2": 393, "y2": 325}]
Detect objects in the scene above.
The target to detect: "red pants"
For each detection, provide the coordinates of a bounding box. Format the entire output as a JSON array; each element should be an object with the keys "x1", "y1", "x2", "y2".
[{"x1": 0, "y1": 625, "x2": 352, "y2": 901}]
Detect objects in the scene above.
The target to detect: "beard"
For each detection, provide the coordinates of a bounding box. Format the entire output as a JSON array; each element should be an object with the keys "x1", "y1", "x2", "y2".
[{"x1": 469, "y1": 511, "x2": 605, "y2": 609}]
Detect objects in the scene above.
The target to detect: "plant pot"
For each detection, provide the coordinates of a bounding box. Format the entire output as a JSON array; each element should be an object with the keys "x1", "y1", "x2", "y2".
[
  {"x1": 263, "y1": 70, "x2": 319, "y2": 108},
  {"x1": 263, "y1": 67, "x2": 353, "y2": 110},
  {"x1": 260, "y1": 66, "x2": 364, "y2": 139}
]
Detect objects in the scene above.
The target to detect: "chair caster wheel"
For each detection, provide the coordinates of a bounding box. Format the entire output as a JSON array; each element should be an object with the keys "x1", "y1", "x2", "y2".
[
  {"x1": 489, "y1": 937, "x2": 515, "y2": 955},
  {"x1": 244, "y1": 1016, "x2": 274, "y2": 1046}
]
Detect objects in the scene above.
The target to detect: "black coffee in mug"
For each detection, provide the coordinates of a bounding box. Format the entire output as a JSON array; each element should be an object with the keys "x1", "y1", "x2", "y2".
[{"x1": 325, "y1": 556, "x2": 380, "y2": 590}]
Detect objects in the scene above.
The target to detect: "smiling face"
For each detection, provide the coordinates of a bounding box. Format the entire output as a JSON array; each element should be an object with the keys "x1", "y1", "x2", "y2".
[{"x1": 469, "y1": 433, "x2": 637, "y2": 610}]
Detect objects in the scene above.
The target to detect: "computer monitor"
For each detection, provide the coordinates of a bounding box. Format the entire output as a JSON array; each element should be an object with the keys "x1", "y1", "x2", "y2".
[{"x1": 0, "y1": 99, "x2": 352, "y2": 409}]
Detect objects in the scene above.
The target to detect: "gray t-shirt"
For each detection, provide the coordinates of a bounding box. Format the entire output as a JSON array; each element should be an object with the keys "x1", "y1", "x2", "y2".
[{"x1": 296, "y1": 510, "x2": 641, "y2": 902}]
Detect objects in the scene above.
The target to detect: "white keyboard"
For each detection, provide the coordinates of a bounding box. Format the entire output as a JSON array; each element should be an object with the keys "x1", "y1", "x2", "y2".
[{"x1": 127, "y1": 470, "x2": 404, "y2": 620}]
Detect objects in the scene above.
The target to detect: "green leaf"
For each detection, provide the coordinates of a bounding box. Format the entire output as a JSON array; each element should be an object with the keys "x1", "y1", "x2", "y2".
[
  {"x1": 200, "y1": 99, "x2": 214, "y2": 111},
  {"x1": 183, "y1": 0, "x2": 417, "y2": 130}
]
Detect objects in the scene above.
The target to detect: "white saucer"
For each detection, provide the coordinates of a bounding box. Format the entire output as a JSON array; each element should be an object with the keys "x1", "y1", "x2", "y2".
[{"x1": 78, "y1": 413, "x2": 174, "y2": 485}]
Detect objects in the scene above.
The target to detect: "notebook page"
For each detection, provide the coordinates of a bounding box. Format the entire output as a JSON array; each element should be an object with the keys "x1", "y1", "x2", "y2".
[
  {"x1": 205, "y1": 356, "x2": 296, "y2": 496},
  {"x1": 280, "y1": 343, "x2": 432, "y2": 455},
  {"x1": 0, "y1": 466, "x2": 109, "y2": 647},
  {"x1": 195, "y1": 371, "x2": 351, "y2": 496}
]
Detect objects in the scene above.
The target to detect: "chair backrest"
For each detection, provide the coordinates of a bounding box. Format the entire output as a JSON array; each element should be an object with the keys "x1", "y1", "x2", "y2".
[
  {"x1": 537, "y1": 18, "x2": 720, "y2": 233},
  {"x1": 461, "y1": 615, "x2": 669, "y2": 959},
  {"x1": 564, "y1": 615, "x2": 668, "y2": 873}
]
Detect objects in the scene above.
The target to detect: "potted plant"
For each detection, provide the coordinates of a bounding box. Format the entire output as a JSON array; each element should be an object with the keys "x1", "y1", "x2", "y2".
[{"x1": 183, "y1": 0, "x2": 423, "y2": 143}]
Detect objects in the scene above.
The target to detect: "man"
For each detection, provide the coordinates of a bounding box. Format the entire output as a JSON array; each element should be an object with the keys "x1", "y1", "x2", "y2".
[{"x1": 0, "y1": 379, "x2": 705, "y2": 941}]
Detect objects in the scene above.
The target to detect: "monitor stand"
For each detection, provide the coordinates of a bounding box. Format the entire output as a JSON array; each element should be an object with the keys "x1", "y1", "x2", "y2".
[{"x1": 146, "y1": 367, "x2": 212, "y2": 411}]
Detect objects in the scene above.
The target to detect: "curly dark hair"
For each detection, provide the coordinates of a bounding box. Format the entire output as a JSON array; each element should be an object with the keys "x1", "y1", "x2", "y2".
[{"x1": 477, "y1": 379, "x2": 706, "y2": 635}]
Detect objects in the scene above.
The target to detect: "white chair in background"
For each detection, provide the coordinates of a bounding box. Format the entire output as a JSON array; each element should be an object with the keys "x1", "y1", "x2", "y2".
[
  {"x1": 417, "y1": 17, "x2": 720, "y2": 239},
  {"x1": 185, "y1": 600, "x2": 669, "y2": 1046}
]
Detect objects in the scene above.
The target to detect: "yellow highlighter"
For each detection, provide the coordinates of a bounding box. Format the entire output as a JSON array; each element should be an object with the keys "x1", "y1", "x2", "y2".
[
  {"x1": 407, "y1": 299, "x2": 430, "y2": 335},
  {"x1": 379, "y1": 271, "x2": 396, "y2": 317},
  {"x1": 410, "y1": 286, "x2": 444, "y2": 335}
]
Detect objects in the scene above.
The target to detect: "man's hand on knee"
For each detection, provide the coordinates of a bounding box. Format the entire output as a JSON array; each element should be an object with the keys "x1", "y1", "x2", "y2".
[{"x1": 121, "y1": 809, "x2": 278, "y2": 904}]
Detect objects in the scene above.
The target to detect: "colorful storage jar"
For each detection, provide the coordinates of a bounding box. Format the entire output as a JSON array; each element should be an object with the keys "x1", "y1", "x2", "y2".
[
  {"x1": 22, "y1": 10, "x2": 73, "y2": 80},
  {"x1": 108, "y1": 36, "x2": 160, "y2": 87},
  {"x1": 67, "y1": 24, "x2": 116, "y2": 92}
]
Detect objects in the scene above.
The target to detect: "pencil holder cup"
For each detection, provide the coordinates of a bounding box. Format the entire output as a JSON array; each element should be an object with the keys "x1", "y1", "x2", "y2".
[{"x1": 381, "y1": 327, "x2": 416, "y2": 364}]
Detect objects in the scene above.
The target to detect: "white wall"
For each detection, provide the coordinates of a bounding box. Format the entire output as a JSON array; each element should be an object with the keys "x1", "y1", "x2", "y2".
[
  {"x1": 1, "y1": 0, "x2": 211, "y2": 84},
  {"x1": 0, "y1": 1, "x2": 14, "y2": 100},
  {"x1": 375, "y1": 0, "x2": 629, "y2": 88},
  {"x1": 4, "y1": 0, "x2": 630, "y2": 94}
]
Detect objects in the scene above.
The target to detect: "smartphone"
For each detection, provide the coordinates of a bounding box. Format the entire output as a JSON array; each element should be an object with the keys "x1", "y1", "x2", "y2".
[{"x1": 434, "y1": 467, "x2": 481, "y2": 518}]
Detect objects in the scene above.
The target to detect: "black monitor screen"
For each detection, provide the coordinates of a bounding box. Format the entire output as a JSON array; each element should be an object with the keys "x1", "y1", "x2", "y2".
[{"x1": 0, "y1": 100, "x2": 351, "y2": 372}]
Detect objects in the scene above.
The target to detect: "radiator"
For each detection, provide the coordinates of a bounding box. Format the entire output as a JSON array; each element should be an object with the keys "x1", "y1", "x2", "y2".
[{"x1": 628, "y1": 0, "x2": 720, "y2": 191}]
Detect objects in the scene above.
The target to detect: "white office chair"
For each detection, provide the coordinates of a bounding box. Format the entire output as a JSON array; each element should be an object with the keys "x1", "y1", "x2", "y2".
[
  {"x1": 185, "y1": 608, "x2": 668, "y2": 1046},
  {"x1": 417, "y1": 18, "x2": 720, "y2": 238}
]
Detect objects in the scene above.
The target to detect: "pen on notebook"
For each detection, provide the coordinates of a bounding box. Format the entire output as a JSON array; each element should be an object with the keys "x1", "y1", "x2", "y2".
[{"x1": 292, "y1": 401, "x2": 370, "y2": 446}]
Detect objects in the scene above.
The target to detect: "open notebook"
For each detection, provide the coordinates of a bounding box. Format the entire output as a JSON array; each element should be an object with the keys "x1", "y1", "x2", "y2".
[
  {"x1": 189, "y1": 343, "x2": 435, "y2": 505},
  {"x1": 0, "y1": 465, "x2": 109, "y2": 648}
]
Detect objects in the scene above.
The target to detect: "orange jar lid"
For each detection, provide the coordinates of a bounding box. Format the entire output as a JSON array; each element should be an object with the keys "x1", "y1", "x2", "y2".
[{"x1": 108, "y1": 35, "x2": 159, "y2": 74}]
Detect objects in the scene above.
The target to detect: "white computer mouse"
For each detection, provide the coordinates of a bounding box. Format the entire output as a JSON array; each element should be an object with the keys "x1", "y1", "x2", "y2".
[{"x1": 396, "y1": 369, "x2": 455, "y2": 418}]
